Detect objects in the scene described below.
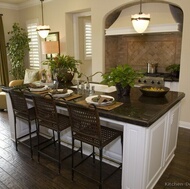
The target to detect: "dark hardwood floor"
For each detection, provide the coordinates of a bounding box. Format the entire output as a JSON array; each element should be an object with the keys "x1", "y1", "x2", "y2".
[{"x1": 0, "y1": 110, "x2": 190, "y2": 189}]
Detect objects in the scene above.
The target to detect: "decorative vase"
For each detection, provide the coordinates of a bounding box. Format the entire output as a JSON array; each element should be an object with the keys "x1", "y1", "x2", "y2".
[
  {"x1": 57, "y1": 72, "x2": 74, "y2": 83},
  {"x1": 116, "y1": 83, "x2": 131, "y2": 96}
]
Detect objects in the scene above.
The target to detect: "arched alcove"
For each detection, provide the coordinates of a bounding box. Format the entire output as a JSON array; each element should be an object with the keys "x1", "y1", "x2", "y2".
[{"x1": 104, "y1": 2, "x2": 183, "y2": 74}]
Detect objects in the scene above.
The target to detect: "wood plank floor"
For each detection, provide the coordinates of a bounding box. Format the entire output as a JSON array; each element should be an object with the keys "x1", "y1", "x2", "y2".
[{"x1": 0, "y1": 110, "x2": 190, "y2": 189}]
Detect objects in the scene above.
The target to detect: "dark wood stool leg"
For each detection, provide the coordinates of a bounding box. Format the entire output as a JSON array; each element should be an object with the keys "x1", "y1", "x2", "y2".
[
  {"x1": 28, "y1": 121, "x2": 33, "y2": 159},
  {"x1": 72, "y1": 137, "x2": 75, "y2": 181},
  {"x1": 99, "y1": 148, "x2": 103, "y2": 189},
  {"x1": 14, "y1": 116, "x2": 18, "y2": 151},
  {"x1": 58, "y1": 131, "x2": 61, "y2": 173}
]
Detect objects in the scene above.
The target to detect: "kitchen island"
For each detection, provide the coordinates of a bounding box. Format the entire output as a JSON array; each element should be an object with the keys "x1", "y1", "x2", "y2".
[{"x1": 4, "y1": 86, "x2": 185, "y2": 189}]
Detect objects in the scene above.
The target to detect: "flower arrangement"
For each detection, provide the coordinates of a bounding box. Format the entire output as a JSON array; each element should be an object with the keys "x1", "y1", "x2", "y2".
[{"x1": 43, "y1": 54, "x2": 82, "y2": 82}]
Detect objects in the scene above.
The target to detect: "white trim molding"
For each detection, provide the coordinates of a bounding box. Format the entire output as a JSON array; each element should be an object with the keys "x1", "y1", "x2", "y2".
[
  {"x1": 179, "y1": 121, "x2": 190, "y2": 129},
  {"x1": 0, "y1": 0, "x2": 53, "y2": 10}
]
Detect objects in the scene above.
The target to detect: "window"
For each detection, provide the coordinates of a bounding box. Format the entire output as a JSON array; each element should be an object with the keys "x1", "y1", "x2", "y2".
[
  {"x1": 84, "y1": 21, "x2": 92, "y2": 59},
  {"x1": 27, "y1": 20, "x2": 41, "y2": 69}
]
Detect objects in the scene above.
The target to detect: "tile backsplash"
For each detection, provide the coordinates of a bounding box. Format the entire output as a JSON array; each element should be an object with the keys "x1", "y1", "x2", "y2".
[{"x1": 105, "y1": 33, "x2": 182, "y2": 73}]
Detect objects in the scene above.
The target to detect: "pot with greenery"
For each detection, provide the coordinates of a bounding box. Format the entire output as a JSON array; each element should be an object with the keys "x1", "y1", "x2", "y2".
[
  {"x1": 43, "y1": 54, "x2": 82, "y2": 85},
  {"x1": 101, "y1": 64, "x2": 143, "y2": 96},
  {"x1": 165, "y1": 64, "x2": 180, "y2": 78},
  {"x1": 7, "y1": 23, "x2": 30, "y2": 79}
]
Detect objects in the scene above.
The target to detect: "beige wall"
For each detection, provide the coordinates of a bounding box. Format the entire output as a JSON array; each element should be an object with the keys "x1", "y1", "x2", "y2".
[
  {"x1": 0, "y1": 8, "x2": 19, "y2": 41},
  {"x1": 1, "y1": 0, "x2": 190, "y2": 125},
  {"x1": 0, "y1": 8, "x2": 19, "y2": 74}
]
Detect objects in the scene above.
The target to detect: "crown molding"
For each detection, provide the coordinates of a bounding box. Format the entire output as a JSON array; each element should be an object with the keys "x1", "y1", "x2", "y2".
[
  {"x1": 0, "y1": 0, "x2": 53, "y2": 10},
  {"x1": 0, "y1": 2, "x2": 19, "y2": 10}
]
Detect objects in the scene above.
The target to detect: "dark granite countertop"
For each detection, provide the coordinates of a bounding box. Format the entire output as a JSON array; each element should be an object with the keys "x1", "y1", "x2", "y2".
[
  {"x1": 55, "y1": 87, "x2": 185, "y2": 127},
  {"x1": 3, "y1": 86, "x2": 185, "y2": 128}
]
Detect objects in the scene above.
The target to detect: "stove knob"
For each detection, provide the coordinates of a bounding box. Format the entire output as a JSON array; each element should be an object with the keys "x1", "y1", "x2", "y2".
[
  {"x1": 157, "y1": 81, "x2": 161, "y2": 85},
  {"x1": 144, "y1": 80, "x2": 147, "y2": 83},
  {"x1": 151, "y1": 81, "x2": 154, "y2": 84},
  {"x1": 138, "y1": 79, "x2": 141, "y2": 83}
]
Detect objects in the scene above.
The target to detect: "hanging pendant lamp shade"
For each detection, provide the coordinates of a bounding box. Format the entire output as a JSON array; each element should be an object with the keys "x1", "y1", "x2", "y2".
[
  {"x1": 131, "y1": 0, "x2": 150, "y2": 33},
  {"x1": 37, "y1": 0, "x2": 50, "y2": 38}
]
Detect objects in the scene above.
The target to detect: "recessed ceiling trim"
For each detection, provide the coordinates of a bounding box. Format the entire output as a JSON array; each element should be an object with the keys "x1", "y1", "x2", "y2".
[
  {"x1": 0, "y1": 0, "x2": 53, "y2": 10},
  {"x1": 0, "y1": 2, "x2": 19, "y2": 10}
]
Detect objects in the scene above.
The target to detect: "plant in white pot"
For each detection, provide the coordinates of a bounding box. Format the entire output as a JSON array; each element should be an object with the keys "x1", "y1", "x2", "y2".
[{"x1": 101, "y1": 64, "x2": 143, "y2": 96}]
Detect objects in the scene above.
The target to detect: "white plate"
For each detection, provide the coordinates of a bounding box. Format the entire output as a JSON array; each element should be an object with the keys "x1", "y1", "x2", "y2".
[
  {"x1": 85, "y1": 95, "x2": 115, "y2": 106},
  {"x1": 32, "y1": 81, "x2": 54, "y2": 87},
  {"x1": 52, "y1": 89, "x2": 73, "y2": 98},
  {"x1": 29, "y1": 85, "x2": 49, "y2": 92}
]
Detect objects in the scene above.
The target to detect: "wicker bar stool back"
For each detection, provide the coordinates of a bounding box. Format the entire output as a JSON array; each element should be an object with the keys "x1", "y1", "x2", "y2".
[
  {"x1": 9, "y1": 89, "x2": 37, "y2": 159},
  {"x1": 32, "y1": 94, "x2": 71, "y2": 173},
  {"x1": 66, "y1": 101, "x2": 123, "y2": 189}
]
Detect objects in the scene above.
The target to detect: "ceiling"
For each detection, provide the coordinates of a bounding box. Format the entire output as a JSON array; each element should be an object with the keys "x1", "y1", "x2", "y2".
[{"x1": 0, "y1": 0, "x2": 28, "y2": 4}]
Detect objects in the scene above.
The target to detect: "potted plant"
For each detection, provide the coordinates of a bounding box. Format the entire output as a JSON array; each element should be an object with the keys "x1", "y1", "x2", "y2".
[
  {"x1": 43, "y1": 54, "x2": 82, "y2": 83},
  {"x1": 165, "y1": 64, "x2": 180, "y2": 78},
  {"x1": 7, "y1": 23, "x2": 30, "y2": 79},
  {"x1": 101, "y1": 64, "x2": 143, "y2": 95}
]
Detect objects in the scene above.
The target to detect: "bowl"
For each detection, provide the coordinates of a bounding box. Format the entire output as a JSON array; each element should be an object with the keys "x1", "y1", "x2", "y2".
[{"x1": 139, "y1": 86, "x2": 170, "y2": 97}]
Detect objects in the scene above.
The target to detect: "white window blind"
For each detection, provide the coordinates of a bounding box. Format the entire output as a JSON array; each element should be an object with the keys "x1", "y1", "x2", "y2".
[
  {"x1": 27, "y1": 22, "x2": 40, "y2": 69},
  {"x1": 84, "y1": 22, "x2": 92, "y2": 59}
]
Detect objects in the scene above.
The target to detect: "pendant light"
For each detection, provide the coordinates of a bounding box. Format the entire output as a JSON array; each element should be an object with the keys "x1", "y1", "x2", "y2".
[
  {"x1": 131, "y1": 0, "x2": 150, "y2": 33},
  {"x1": 36, "y1": 0, "x2": 50, "y2": 38}
]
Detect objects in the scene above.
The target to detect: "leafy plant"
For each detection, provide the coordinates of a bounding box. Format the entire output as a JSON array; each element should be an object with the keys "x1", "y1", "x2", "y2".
[
  {"x1": 101, "y1": 64, "x2": 143, "y2": 88},
  {"x1": 166, "y1": 64, "x2": 180, "y2": 72},
  {"x1": 43, "y1": 54, "x2": 82, "y2": 81},
  {"x1": 7, "y1": 23, "x2": 30, "y2": 79}
]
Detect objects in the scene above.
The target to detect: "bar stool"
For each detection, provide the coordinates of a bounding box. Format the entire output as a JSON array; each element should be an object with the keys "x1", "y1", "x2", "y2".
[
  {"x1": 66, "y1": 101, "x2": 123, "y2": 189},
  {"x1": 9, "y1": 89, "x2": 37, "y2": 159},
  {"x1": 32, "y1": 94, "x2": 71, "y2": 173}
]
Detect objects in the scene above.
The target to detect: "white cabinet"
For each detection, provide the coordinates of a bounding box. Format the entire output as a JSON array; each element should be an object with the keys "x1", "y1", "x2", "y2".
[
  {"x1": 146, "y1": 116, "x2": 167, "y2": 189},
  {"x1": 164, "y1": 104, "x2": 180, "y2": 165},
  {"x1": 165, "y1": 81, "x2": 179, "y2": 91},
  {"x1": 144, "y1": 103, "x2": 180, "y2": 189}
]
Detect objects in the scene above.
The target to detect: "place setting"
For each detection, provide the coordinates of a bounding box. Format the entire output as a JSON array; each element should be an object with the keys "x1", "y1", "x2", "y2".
[
  {"x1": 48, "y1": 88, "x2": 82, "y2": 101},
  {"x1": 78, "y1": 94, "x2": 123, "y2": 111},
  {"x1": 27, "y1": 83, "x2": 50, "y2": 94}
]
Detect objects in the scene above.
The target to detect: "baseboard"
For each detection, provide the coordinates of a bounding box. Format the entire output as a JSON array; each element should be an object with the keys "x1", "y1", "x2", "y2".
[{"x1": 179, "y1": 121, "x2": 190, "y2": 129}]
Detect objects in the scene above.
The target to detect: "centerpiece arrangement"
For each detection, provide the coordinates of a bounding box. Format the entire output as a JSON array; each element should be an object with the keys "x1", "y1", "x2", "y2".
[
  {"x1": 43, "y1": 54, "x2": 82, "y2": 84},
  {"x1": 101, "y1": 64, "x2": 143, "y2": 96}
]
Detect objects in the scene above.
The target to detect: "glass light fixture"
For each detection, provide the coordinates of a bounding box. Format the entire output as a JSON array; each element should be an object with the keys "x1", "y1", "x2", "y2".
[
  {"x1": 131, "y1": 0, "x2": 150, "y2": 33},
  {"x1": 36, "y1": 0, "x2": 50, "y2": 38}
]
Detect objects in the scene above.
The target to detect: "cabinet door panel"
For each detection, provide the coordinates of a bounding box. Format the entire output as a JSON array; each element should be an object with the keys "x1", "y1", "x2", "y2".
[
  {"x1": 147, "y1": 117, "x2": 166, "y2": 183},
  {"x1": 165, "y1": 105, "x2": 180, "y2": 163}
]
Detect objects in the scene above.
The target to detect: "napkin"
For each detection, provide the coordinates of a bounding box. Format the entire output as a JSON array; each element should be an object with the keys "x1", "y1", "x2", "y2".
[{"x1": 92, "y1": 95, "x2": 114, "y2": 104}]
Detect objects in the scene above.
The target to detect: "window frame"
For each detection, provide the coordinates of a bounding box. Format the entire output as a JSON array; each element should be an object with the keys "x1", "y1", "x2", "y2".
[{"x1": 26, "y1": 19, "x2": 41, "y2": 70}]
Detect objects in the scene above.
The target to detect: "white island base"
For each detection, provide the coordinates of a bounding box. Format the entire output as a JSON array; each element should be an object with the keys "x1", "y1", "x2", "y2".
[{"x1": 5, "y1": 92, "x2": 181, "y2": 189}]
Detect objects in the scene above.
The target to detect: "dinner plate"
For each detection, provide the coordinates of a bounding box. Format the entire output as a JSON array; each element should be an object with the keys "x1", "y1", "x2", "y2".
[
  {"x1": 32, "y1": 81, "x2": 54, "y2": 87},
  {"x1": 52, "y1": 89, "x2": 73, "y2": 98},
  {"x1": 29, "y1": 85, "x2": 49, "y2": 92},
  {"x1": 85, "y1": 95, "x2": 115, "y2": 106}
]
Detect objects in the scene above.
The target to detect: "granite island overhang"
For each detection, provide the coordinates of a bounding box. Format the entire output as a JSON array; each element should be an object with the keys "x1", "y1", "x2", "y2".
[
  {"x1": 3, "y1": 86, "x2": 185, "y2": 189},
  {"x1": 53, "y1": 87, "x2": 185, "y2": 127}
]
